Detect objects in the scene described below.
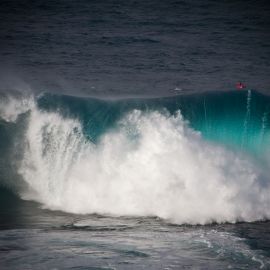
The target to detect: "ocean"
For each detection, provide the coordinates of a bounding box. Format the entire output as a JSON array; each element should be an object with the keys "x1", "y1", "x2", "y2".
[{"x1": 0, "y1": 0, "x2": 270, "y2": 269}]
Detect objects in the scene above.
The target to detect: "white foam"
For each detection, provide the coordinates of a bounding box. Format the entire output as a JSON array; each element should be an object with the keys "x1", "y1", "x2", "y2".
[
  {"x1": 194, "y1": 229, "x2": 270, "y2": 269},
  {"x1": 19, "y1": 108, "x2": 270, "y2": 225},
  {"x1": 0, "y1": 94, "x2": 34, "y2": 122}
]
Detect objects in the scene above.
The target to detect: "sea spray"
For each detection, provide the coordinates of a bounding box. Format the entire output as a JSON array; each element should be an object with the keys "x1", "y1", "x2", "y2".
[
  {"x1": 0, "y1": 92, "x2": 34, "y2": 122},
  {"x1": 241, "y1": 89, "x2": 252, "y2": 149}
]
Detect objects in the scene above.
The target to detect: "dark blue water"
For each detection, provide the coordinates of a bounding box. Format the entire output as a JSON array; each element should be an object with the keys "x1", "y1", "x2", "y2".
[
  {"x1": 1, "y1": 188, "x2": 270, "y2": 270},
  {"x1": 0, "y1": 0, "x2": 270, "y2": 269},
  {"x1": 0, "y1": 0, "x2": 269, "y2": 96}
]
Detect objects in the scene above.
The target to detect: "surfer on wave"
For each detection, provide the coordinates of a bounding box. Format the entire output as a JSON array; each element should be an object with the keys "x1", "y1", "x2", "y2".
[{"x1": 236, "y1": 82, "x2": 246, "y2": 90}]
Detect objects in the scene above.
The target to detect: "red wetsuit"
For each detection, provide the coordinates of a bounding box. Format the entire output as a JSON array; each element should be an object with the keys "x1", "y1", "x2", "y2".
[{"x1": 236, "y1": 82, "x2": 246, "y2": 90}]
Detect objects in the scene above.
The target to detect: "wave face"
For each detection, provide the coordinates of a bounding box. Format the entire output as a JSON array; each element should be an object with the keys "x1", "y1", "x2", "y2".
[
  {"x1": 1, "y1": 90, "x2": 270, "y2": 224},
  {"x1": 37, "y1": 90, "x2": 270, "y2": 158}
]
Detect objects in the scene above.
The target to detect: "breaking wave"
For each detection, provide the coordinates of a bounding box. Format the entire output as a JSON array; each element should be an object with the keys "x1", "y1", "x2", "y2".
[{"x1": 1, "y1": 90, "x2": 270, "y2": 224}]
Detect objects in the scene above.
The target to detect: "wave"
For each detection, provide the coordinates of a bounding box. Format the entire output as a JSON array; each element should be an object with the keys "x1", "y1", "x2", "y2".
[{"x1": 0, "y1": 90, "x2": 270, "y2": 224}]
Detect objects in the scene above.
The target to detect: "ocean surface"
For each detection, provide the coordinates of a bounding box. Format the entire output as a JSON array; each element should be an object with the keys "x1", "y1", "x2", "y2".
[
  {"x1": 0, "y1": 0, "x2": 270, "y2": 269},
  {"x1": 0, "y1": 0, "x2": 270, "y2": 96}
]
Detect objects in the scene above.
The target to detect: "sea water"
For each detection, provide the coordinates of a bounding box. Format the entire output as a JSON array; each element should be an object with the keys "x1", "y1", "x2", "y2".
[{"x1": 0, "y1": 0, "x2": 270, "y2": 269}]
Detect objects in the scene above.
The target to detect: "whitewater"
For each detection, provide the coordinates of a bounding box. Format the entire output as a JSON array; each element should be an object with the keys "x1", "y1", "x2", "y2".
[{"x1": 1, "y1": 90, "x2": 270, "y2": 225}]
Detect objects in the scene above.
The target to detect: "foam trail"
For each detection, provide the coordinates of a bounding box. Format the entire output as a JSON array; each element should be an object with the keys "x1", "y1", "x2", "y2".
[
  {"x1": 260, "y1": 111, "x2": 268, "y2": 147},
  {"x1": 18, "y1": 106, "x2": 270, "y2": 225},
  {"x1": 241, "y1": 90, "x2": 252, "y2": 148}
]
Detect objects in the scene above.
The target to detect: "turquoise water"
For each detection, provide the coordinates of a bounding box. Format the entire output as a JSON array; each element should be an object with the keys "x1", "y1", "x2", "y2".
[{"x1": 37, "y1": 90, "x2": 270, "y2": 158}]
